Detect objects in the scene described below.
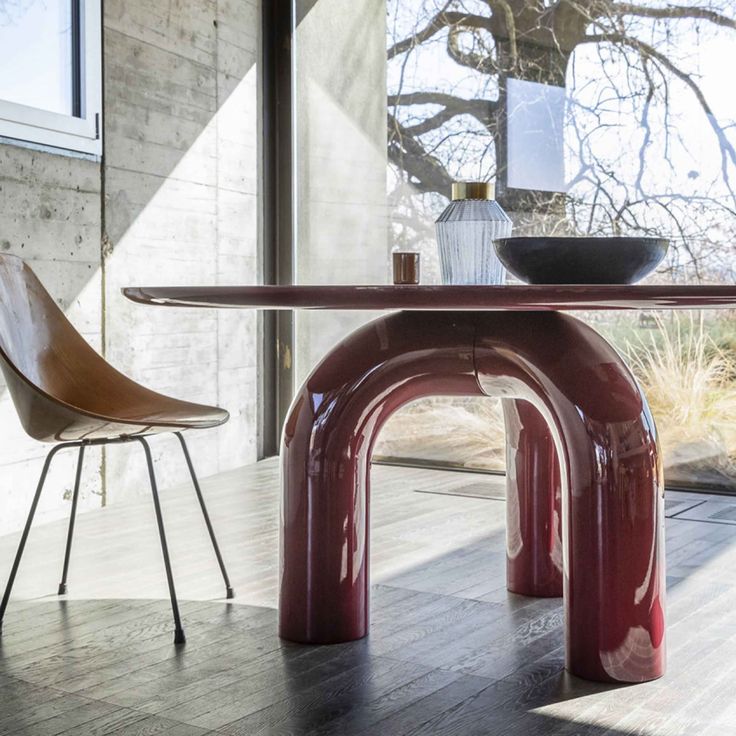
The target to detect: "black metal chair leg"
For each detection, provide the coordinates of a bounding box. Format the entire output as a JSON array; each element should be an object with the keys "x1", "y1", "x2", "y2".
[
  {"x1": 136, "y1": 437, "x2": 186, "y2": 645},
  {"x1": 58, "y1": 444, "x2": 86, "y2": 595},
  {"x1": 0, "y1": 444, "x2": 66, "y2": 633},
  {"x1": 174, "y1": 432, "x2": 235, "y2": 599}
]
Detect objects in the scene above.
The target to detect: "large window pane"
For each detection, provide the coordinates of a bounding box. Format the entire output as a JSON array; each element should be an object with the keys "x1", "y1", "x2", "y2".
[
  {"x1": 0, "y1": 0, "x2": 74, "y2": 116},
  {"x1": 292, "y1": 0, "x2": 736, "y2": 492},
  {"x1": 377, "y1": 0, "x2": 736, "y2": 490}
]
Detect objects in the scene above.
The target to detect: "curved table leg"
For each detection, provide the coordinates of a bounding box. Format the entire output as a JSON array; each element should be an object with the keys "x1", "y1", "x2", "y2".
[
  {"x1": 279, "y1": 311, "x2": 665, "y2": 683},
  {"x1": 279, "y1": 313, "x2": 480, "y2": 645},
  {"x1": 503, "y1": 399, "x2": 563, "y2": 598}
]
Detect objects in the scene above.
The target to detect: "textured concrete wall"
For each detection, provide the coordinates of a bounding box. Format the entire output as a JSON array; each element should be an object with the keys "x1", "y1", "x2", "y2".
[
  {"x1": 0, "y1": 0, "x2": 260, "y2": 533},
  {"x1": 102, "y1": 0, "x2": 259, "y2": 503},
  {"x1": 0, "y1": 147, "x2": 105, "y2": 532}
]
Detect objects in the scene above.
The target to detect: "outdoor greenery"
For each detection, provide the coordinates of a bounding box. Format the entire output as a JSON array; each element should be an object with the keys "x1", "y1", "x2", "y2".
[{"x1": 378, "y1": 313, "x2": 736, "y2": 487}]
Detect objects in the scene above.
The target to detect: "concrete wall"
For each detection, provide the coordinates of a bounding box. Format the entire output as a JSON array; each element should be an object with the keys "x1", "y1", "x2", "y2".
[
  {"x1": 102, "y1": 0, "x2": 260, "y2": 503},
  {"x1": 293, "y1": 0, "x2": 389, "y2": 381},
  {"x1": 0, "y1": 147, "x2": 105, "y2": 533},
  {"x1": 0, "y1": 0, "x2": 260, "y2": 533}
]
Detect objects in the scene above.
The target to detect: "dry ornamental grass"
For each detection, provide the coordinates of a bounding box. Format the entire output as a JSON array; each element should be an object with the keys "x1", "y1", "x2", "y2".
[{"x1": 378, "y1": 313, "x2": 736, "y2": 487}]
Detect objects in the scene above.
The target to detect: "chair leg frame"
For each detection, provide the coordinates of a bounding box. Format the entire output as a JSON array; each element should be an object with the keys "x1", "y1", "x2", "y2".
[
  {"x1": 58, "y1": 444, "x2": 86, "y2": 595},
  {"x1": 0, "y1": 432, "x2": 231, "y2": 644},
  {"x1": 0, "y1": 443, "x2": 66, "y2": 634},
  {"x1": 136, "y1": 436, "x2": 186, "y2": 645},
  {"x1": 175, "y1": 432, "x2": 235, "y2": 599}
]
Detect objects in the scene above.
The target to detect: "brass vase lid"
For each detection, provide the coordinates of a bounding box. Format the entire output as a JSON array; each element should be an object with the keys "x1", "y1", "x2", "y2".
[{"x1": 451, "y1": 181, "x2": 495, "y2": 200}]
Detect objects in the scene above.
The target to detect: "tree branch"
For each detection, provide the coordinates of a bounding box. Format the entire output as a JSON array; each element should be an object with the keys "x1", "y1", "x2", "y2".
[
  {"x1": 447, "y1": 25, "x2": 497, "y2": 74},
  {"x1": 608, "y1": 2, "x2": 736, "y2": 30},
  {"x1": 388, "y1": 92, "x2": 498, "y2": 132},
  {"x1": 388, "y1": 112, "x2": 453, "y2": 195},
  {"x1": 388, "y1": 10, "x2": 493, "y2": 60},
  {"x1": 582, "y1": 32, "x2": 736, "y2": 180}
]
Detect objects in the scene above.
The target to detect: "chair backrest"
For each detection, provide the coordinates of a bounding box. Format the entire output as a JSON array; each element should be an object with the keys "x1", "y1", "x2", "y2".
[
  {"x1": 0, "y1": 254, "x2": 128, "y2": 440},
  {"x1": 0, "y1": 255, "x2": 217, "y2": 443},
  {"x1": 0, "y1": 255, "x2": 93, "y2": 393}
]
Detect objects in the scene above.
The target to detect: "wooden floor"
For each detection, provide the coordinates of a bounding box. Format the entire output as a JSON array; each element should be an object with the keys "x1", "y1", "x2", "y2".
[{"x1": 1, "y1": 457, "x2": 736, "y2": 735}]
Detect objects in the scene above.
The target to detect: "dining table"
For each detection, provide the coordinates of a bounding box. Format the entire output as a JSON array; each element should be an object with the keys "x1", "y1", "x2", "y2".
[{"x1": 123, "y1": 283, "x2": 736, "y2": 685}]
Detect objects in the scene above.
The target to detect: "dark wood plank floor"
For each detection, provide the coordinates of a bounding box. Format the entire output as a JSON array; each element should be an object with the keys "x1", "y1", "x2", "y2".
[{"x1": 0, "y1": 456, "x2": 735, "y2": 735}]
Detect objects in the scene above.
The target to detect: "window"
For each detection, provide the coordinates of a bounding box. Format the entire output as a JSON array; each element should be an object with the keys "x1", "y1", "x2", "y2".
[
  {"x1": 0, "y1": 0, "x2": 102, "y2": 155},
  {"x1": 378, "y1": 0, "x2": 736, "y2": 491},
  {"x1": 273, "y1": 1, "x2": 736, "y2": 493}
]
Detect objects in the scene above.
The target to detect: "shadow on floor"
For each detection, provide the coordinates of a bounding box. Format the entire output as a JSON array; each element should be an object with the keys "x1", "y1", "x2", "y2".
[{"x1": 0, "y1": 591, "x2": 702, "y2": 736}]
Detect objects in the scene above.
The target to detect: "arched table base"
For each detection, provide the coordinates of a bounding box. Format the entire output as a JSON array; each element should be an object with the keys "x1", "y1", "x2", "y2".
[
  {"x1": 503, "y1": 399, "x2": 563, "y2": 598},
  {"x1": 279, "y1": 311, "x2": 665, "y2": 684}
]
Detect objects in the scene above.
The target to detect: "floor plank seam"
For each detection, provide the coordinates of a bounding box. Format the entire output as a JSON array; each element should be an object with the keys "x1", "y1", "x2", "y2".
[{"x1": 666, "y1": 500, "x2": 709, "y2": 519}]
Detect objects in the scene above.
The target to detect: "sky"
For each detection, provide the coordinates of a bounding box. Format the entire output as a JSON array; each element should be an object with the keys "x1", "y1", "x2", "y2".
[{"x1": 0, "y1": 0, "x2": 73, "y2": 116}]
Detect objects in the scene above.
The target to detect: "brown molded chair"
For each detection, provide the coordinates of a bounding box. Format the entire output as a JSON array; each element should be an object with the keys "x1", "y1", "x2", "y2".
[{"x1": 0, "y1": 254, "x2": 234, "y2": 644}]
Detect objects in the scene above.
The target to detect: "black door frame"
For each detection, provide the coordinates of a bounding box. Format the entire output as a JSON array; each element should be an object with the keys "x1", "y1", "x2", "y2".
[{"x1": 260, "y1": 0, "x2": 295, "y2": 457}]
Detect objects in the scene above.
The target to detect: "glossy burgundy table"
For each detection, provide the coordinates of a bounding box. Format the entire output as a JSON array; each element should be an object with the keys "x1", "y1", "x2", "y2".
[{"x1": 124, "y1": 284, "x2": 736, "y2": 684}]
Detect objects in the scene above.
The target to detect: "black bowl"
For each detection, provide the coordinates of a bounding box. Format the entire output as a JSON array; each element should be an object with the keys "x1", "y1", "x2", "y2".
[{"x1": 494, "y1": 237, "x2": 669, "y2": 285}]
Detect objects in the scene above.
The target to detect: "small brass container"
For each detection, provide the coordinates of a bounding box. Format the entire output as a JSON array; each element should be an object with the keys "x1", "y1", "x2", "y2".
[{"x1": 392, "y1": 251, "x2": 420, "y2": 285}]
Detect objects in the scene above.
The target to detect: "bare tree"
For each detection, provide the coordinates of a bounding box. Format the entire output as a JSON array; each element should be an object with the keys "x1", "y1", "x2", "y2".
[{"x1": 388, "y1": 0, "x2": 736, "y2": 278}]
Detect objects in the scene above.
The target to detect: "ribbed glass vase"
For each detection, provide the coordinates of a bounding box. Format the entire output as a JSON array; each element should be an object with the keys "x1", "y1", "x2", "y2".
[{"x1": 435, "y1": 184, "x2": 513, "y2": 285}]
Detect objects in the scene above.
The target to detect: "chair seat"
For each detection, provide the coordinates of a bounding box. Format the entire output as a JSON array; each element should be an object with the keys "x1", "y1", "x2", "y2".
[
  {"x1": 0, "y1": 255, "x2": 231, "y2": 443},
  {"x1": 5, "y1": 366, "x2": 231, "y2": 442},
  {"x1": 112, "y1": 401, "x2": 229, "y2": 431},
  {"x1": 66, "y1": 393, "x2": 230, "y2": 441}
]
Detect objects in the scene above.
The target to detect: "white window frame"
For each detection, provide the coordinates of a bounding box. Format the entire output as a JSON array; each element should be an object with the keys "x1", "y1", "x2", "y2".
[{"x1": 0, "y1": 0, "x2": 102, "y2": 156}]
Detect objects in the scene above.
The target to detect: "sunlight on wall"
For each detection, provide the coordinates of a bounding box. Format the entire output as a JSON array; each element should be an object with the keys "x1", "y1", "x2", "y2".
[
  {"x1": 293, "y1": 0, "x2": 389, "y2": 383},
  {"x1": 103, "y1": 62, "x2": 260, "y2": 506},
  {"x1": 294, "y1": 77, "x2": 390, "y2": 382},
  {"x1": 0, "y1": 0, "x2": 261, "y2": 534}
]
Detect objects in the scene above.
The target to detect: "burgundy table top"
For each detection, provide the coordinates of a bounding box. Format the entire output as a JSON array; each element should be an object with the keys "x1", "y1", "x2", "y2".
[{"x1": 123, "y1": 284, "x2": 736, "y2": 311}]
